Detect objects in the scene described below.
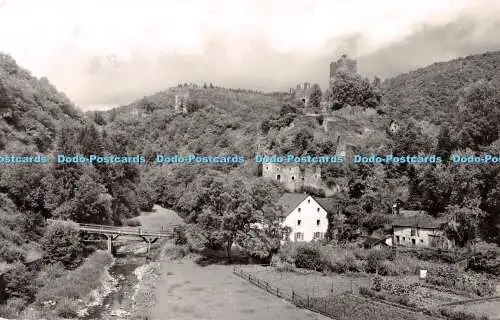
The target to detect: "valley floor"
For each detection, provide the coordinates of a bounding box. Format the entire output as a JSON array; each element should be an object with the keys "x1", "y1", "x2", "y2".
[{"x1": 151, "y1": 259, "x2": 329, "y2": 320}]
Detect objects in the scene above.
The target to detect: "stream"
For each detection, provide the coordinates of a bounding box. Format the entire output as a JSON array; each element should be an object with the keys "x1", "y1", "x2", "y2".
[{"x1": 81, "y1": 243, "x2": 150, "y2": 320}]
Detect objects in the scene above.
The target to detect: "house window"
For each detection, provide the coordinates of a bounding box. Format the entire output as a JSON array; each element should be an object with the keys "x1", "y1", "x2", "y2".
[
  {"x1": 411, "y1": 228, "x2": 417, "y2": 236},
  {"x1": 297, "y1": 220, "x2": 301, "y2": 226},
  {"x1": 298, "y1": 208, "x2": 301, "y2": 212},
  {"x1": 276, "y1": 174, "x2": 281, "y2": 181},
  {"x1": 412, "y1": 239, "x2": 416, "y2": 245},
  {"x1": 316, "y1": 219, "x2": 320, "y2": 226},
  {"x1": 295, "y1": 232, "x2": 304, "y2": 241},
  {"x1": 396, "y1": 236, "x2": 400, "y2": 244},
  {"x1": 317, "y1": 208, "x2": 320, "y2": 212},
  {"x1": 308, "y1": 199, "x2": 310, "y2": 203},
  {"x1": 403, "y1": 237, "x2": 406, "y2": 241},
  {"x1": 313, "y1": 232, "x2": 323, "y2": 239}
]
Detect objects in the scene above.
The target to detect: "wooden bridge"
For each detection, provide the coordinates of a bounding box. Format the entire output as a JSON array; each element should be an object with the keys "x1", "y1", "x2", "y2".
[{"x1": 47, "y1": 219, "x2": 181, "y2": 253}]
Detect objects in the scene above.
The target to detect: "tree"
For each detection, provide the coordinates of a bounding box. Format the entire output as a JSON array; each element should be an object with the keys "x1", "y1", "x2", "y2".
[
  {"x1": 326, "y1": 73, "x2": 380, "y2": 110},
  {"x1": 40, "y1": 220, "x2": 83, "y2": 269},
  {"x1": 194, "y1": 177, "x2": 254, "y2": 258},
  {"x1": 455, "y1": 80, "x2": 500, "y2": 149},
  {"x1": 291, "y1": 128, "x2": 314, "y2": 154},
  {"x1": 391, "y1": 122, "x2": 430, "y2": 156},
  {"x1": 444, "y1": 201, "x2": 486, "y2": 247},
  {"x1": 435, "y1": 125, "x2": 453, "y2": 162},
  {"x1": 308, "y1": 83, "x2": 322, "y2": 111}
]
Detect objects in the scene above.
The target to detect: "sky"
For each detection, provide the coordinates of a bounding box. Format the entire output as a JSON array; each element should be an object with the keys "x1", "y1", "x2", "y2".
[{"x1": 0, "y1": 0, "x2": 500, "y2": 111}]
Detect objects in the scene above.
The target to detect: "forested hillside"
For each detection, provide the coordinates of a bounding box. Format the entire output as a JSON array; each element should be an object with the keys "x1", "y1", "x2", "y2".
[
  {"x1": 99, "y1": 51, "x2": 500, "y2": 249},
  {"x1": 381, "y1": 50, "x2": 500, "y2": 124},
  {"x1": 0, "y1": 53, "x2": 155, "y2": 318}
]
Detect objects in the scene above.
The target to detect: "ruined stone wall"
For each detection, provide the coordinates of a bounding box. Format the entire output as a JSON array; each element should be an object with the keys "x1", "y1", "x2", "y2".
[
  {"x1": 291, "y1": 82, "x2": 312, "y2": 106},
  {"x1": 262, "y1": 163, "x2": 303, "y2": 191},
  {"x1": 262, "y1": 163, "x2": 341, "y2": 195},
  {"x1": 174, "y1": 91, "x2": 189, "y2": 113}
]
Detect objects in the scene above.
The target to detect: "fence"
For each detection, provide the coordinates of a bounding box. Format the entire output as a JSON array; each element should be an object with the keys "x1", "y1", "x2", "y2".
[
  {"x1": 233, "y1": 266, "x2": 347, "y2": 319},
  {"x1": 233, "y1": 266, "x2": 444, "y2": 320}
]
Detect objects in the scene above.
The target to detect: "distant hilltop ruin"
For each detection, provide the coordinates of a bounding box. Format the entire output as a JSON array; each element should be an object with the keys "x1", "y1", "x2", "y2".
[
  {"x1": 330, "y1": 54, "x2": 357, "y2": 84},
  {"x1": 290, "y1": 54, "x2": 358, "y2": 110}
]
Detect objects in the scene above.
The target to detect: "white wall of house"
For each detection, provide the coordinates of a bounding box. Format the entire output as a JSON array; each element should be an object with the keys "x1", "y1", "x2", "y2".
[
  {"x1": 393, "y1": 227, "x2": 452, "y2": 249},
  {"x1": 384, "y1": 237, "x2": 393, "y2": 246},
  {"x1": 282, "y1": 196, "x2": 328, "y2": 242}
]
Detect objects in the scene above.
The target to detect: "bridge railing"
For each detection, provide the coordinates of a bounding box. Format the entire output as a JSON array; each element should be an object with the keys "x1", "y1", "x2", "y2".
[{"x1": 47, "y1": 219, "x2": 180, "y2": 236}]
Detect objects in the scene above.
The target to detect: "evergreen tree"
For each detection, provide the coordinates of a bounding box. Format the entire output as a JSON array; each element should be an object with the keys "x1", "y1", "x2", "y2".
[
  {"x1": 308, "y1": 83, "x2": 322, "y2": 111},
  {"x1": 435, "y1": 125, "x2": 453, "y2": 162}
]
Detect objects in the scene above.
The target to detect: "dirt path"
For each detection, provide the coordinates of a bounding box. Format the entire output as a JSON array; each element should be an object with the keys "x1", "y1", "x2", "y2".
[{"x1": 151, "y1": 259, "x2": 330, "y2": 320}]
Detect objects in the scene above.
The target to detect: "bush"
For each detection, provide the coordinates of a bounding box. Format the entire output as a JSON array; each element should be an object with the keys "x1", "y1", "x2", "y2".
[
  {"x1": 40, "y1": 220, "x2": 83, "y2": 269},
  {"x1": 467, "y1": 246, "x2": 500, "y2": 276},
  {"x1": 174, "y1": 226, "x2": 188, "y2": 245},
  {"x1": 33, "y1": 262, "x2": 66, "y2": 289},
  {"x1": 124, "y1": 218, "x2": 141, "y2": 227},
  {"x1": 270, "y1": 255, "x2": 296, "y2": 272},
  {"x1": 165, "y1": 244, "x2": 190, "y2": 260},
  {"x1": 36, "y1": 251, "x2": 113, "y2": 305},
  {"x1": 0, "y1": 297, "x2": 25, "y2": 318},
  {"x1": 373, "y1": 276, "x2": 382, "y2": 291},
  {"x1": 427, "y1": 267, "x2": 496, "y2": 296},
  {"x1": 366, "y1": 250, "x2": 385, "y2": 273},
  {"x1": 295, "y1": 245, "x2": 323, "y2": 271},
  {"x1": 2, "y1": 263, "x2": 36, "y2": 302},
  {"x1": 0, "y1": 240, "x2": 25, "y2": 263},
  {"x1": 439, "y1": 308, "x2": 489, "y2": 320},
  {"x1": 54, "y1": 298, "x2": 79, "y2": 318},
  {"x1": 359, "y1": 286, "x2": 371, "y2": 296},
  {"x1": 378, "y1": 260, "x2": 399, "y2": 276}
]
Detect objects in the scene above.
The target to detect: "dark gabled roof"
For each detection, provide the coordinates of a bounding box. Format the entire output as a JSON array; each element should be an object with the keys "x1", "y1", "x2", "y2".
[
  {"x1": 277, "y1": 193, "x2": 308, "y2": 217},
  {"x1": 392, "y1": 215, "x2": 447, "y2": 229},
  {"x1": 315, "y1": 197, "x2": 341, "y2": 214},
  {"x1": 363, "y1": 236, "x2": 390, "y2": 247},
  {"x1": 276, "y1": 193, "x2": 342, "y2": 217}
]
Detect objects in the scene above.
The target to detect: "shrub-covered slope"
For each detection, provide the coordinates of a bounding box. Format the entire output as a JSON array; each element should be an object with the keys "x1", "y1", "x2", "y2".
[{"x1": 381, "y1": 50, "x2": 500, "y2": 124}]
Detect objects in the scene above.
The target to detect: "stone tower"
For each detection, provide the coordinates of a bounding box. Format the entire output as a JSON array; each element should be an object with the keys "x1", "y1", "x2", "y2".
[{"x1": 329, "y1": 54, "x2": 357, "y2": 83}]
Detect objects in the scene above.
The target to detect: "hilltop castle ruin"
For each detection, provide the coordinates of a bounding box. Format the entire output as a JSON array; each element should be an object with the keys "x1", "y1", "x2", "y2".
[
  {"x1": 263, "y1": 55, "x2": 361, "y2": 195},
  {"x1": 290, "y1": 54, "x2": 358, "y2": 111},
  {"x1": 329, "y1": 54, "x2": 357, "y2": 84}
]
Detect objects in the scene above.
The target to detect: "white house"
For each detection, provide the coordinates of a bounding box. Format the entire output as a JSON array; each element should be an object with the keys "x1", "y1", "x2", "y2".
[{"x1": 277, "y1": 193, "x2": 341, "y2": 243}]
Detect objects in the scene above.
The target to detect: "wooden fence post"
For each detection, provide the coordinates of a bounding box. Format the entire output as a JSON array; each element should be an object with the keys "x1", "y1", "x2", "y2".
[
  {"x1": 292, "y1": 291, "x2": 295, "y2": 303},
  {"x1": 307, "y1": 295, "x2": 310, "y2": 307},
  {"x1": 266, "y1": 282, "x2": 269, "y2": 292},
  {"x1": 276, "y1": 287, "x2": 279, "y2": 296}
]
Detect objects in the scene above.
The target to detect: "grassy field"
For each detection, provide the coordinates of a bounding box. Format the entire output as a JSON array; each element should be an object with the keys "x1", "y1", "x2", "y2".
[
  {"x1": 151, "y1": 260, "x2": 330, "y2": 320},
  {"x1": 446, "y1": 299, "x2": 500, "y2": 319},
  {"x1": 137, "y1": 204, "x2": 185, "y2": 228}
]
